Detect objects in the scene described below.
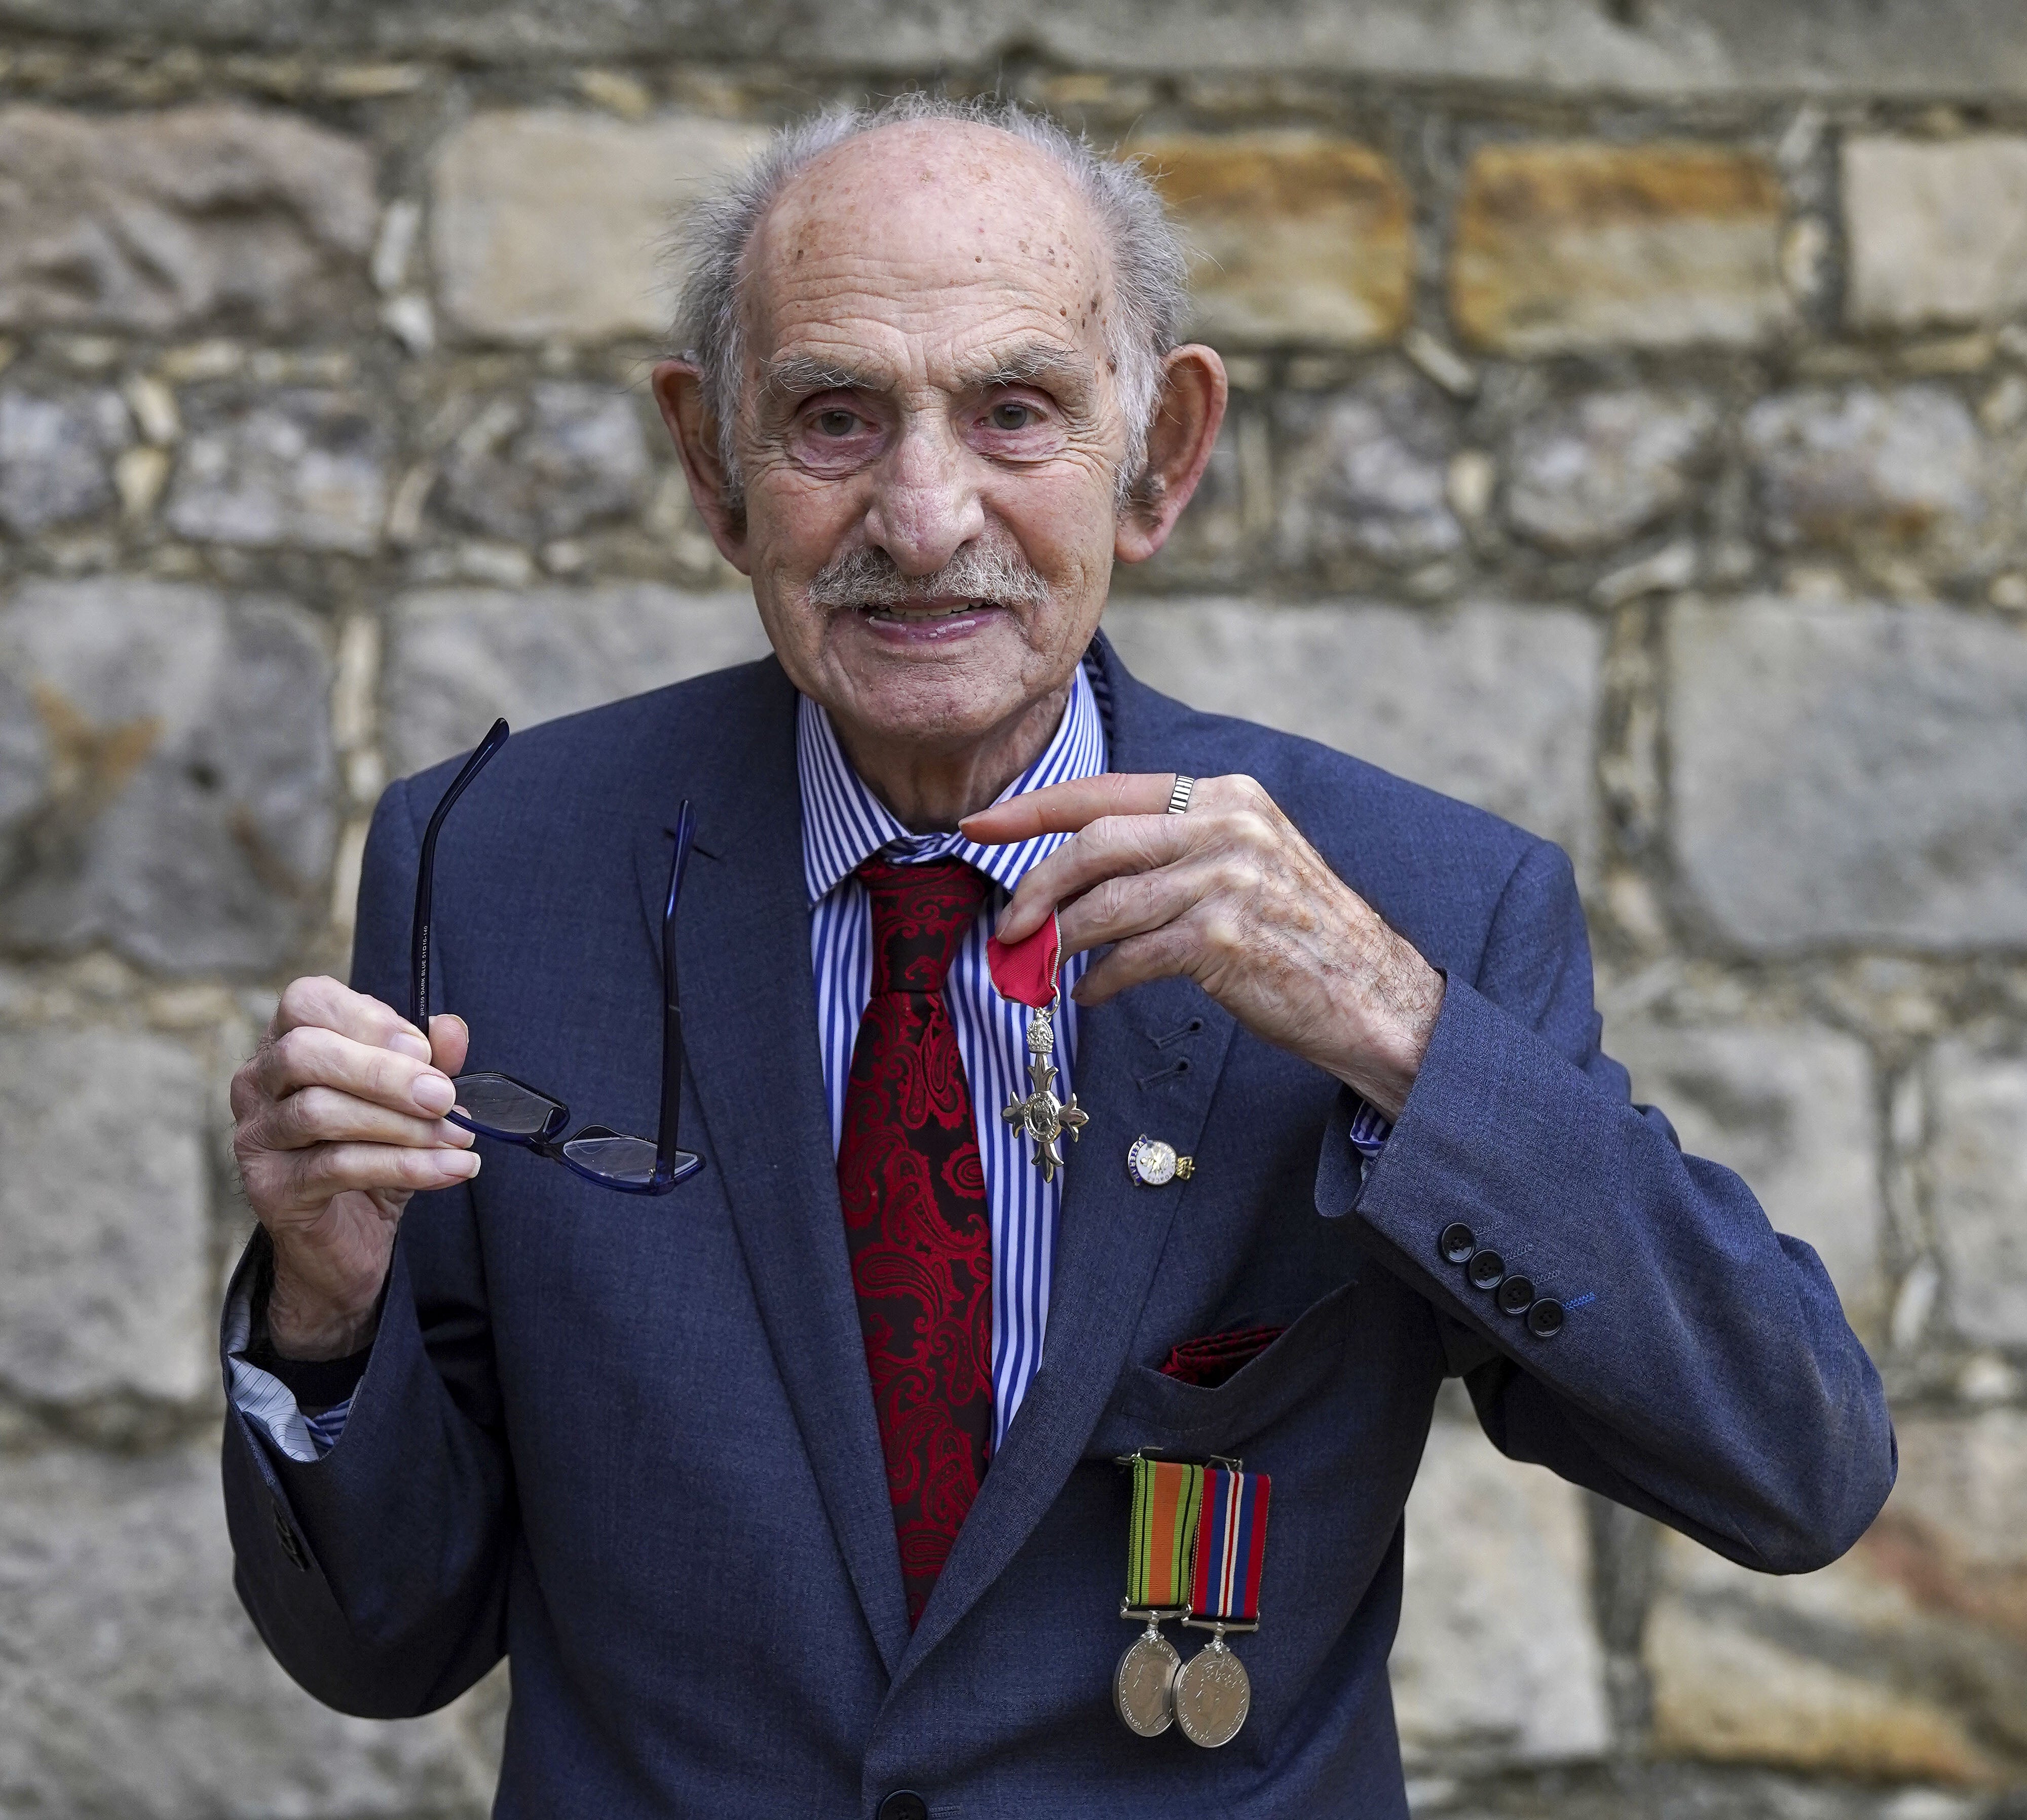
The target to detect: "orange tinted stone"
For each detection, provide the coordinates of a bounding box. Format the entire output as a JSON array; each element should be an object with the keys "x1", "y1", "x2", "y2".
[
  {"x1": 1135, "y1": 133, "x2": 1412, "y2": 347},
  {"x1": 1450, "y1": 142, "x2": 1790, "y2": 354}
]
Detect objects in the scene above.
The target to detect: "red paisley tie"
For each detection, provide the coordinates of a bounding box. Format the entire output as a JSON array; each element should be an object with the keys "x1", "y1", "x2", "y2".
[{"x1": 837, "y1": 856, "x2": 995, "y2": 1627}]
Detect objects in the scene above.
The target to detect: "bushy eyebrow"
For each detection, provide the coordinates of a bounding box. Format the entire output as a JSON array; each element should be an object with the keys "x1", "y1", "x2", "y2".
[
  {"x1": 759, "y1": 341, "x2": 1097, "y2": 414},
  {"x1": 953, "y1": 344, "x2": 1094, "y2": 404},
  {"x1": 761, "y1": 354, "x2": 876, "y2": 402}
]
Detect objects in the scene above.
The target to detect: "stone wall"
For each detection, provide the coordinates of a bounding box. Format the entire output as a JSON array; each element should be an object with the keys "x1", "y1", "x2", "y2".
[{"x1": 0, "y1": 5, "x2": 2023, "y2": 1814}]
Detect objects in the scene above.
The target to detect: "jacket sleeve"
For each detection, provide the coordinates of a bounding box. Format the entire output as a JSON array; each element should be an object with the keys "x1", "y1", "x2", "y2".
[
  {"x1": 1317, "y1": 837, "x2": 1896, "y2": 1574},
  {"x1": 220, "y1": 775, "x2": 513, "y2": 1716}
]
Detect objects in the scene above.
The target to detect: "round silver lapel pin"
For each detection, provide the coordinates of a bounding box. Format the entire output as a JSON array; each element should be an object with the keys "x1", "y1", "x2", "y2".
[{"x1": 1127, "y1": 1134, "x2": 1195, "y2": 1188}]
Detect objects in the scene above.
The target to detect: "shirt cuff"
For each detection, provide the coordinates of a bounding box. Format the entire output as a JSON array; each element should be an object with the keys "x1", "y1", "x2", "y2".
[
  {"x1": 1347, "y1": 1096, "x2": 1393, "y2": 1158},
  {"x1": 222, "y1": 1270, "x2": 360, "y2": 1463}
]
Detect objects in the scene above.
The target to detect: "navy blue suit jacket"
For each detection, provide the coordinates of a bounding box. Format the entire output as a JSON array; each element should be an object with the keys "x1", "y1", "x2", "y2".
[{"x1": 221, "y1": 637, "x2": 1894, "y2": 1816}]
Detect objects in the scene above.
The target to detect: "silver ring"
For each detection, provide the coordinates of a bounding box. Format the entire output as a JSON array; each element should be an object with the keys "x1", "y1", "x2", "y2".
[{"x1": 1167, "y1": 774, "x2": 1195, "y2": 815}]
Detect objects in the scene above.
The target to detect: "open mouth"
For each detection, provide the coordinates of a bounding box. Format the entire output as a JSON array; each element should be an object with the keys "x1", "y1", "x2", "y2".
[
  {"x1": 860, "y1": 600, "x2": 997, "y2": 623},
  {"x1": 850, "y1": 599, "x2": 1010, "y2": 644}
]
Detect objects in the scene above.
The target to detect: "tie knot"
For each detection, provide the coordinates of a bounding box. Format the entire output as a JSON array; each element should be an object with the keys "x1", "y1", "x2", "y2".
[{"x1": 858, "y1": 856, "x2": 989, "y2": 996}]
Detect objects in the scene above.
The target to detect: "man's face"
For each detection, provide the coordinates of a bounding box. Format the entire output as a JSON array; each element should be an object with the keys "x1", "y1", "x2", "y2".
[{"x1": 721, "y1": 122, "x2": 1135, "y2": 764}]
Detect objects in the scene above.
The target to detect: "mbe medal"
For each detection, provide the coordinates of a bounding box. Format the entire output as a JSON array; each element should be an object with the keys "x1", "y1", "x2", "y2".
[
  {"x1": 1113, "y1": 1455, "x2": 1203, "y2": 1737},
  {"x1": 987, "y1": 911, "x2": 1089, "y2": 1182},
  {"x1": 1174, "y1": 1461, "x2": 1272, "y2": 1749}
]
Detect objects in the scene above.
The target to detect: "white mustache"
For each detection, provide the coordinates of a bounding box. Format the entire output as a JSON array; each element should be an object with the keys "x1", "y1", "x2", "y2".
[{"x1": 806, "y1": 541, "x2": 1052, "y2": 610}]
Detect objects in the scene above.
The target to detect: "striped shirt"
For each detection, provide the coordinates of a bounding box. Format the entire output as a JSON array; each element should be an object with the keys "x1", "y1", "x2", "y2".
[
  {"x1": 800, "y1": 659, "x2": 1107, "y2": 1448},
  {"x1": 228, "y1": 653, "x2": 1389, "y2": 1464}
]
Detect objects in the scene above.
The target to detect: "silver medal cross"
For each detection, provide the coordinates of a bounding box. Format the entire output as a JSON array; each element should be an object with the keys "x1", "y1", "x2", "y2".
[{"x1": 1002, "y1": 1003, "x2": 1088, "y2": 1182}]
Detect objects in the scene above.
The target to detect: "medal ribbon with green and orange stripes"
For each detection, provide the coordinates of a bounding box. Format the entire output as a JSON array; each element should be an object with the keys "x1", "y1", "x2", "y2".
[{"x1": 1125, "y1": 1457, "x2": 1203, "y2": 1611}]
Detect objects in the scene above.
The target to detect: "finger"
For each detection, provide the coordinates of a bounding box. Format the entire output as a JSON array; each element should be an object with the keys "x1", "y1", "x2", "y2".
[
  {"x1": 997, "y1": 812, "x2": 1196, "y2": 942},
  {"x1": 273, "y1": 975, "x2": 432, "y2": 1062},
  {"x1": 429, "y1": 1013, "x2": 470, "y2": 1077},
  {"x1": 256, "y1": 1085, "x2": 475, "y2": 1155},
  {"x1": 275, "y1": 1141, "x2": 481, "y2": 1211},
  {"x1": 959, "y1": 773, "x2": 1178, "y2": 845},
  {"x1": 256, "y1": 1022, "x2": 458, "y2": 1118},
  {"x1": 1054, "y1": 857, "x2": 1211, "y2": 961},
  {"x1": 1072, "y1": 924, "x2": 1198, "y2": 1006}
]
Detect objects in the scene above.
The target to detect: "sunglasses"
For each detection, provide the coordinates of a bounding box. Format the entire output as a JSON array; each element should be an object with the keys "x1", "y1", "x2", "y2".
[{"x1": 408, "y1": 717, "x2": 703, "y2": 1195}]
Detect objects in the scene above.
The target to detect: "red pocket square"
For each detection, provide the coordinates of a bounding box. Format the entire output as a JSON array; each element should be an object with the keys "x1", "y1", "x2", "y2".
[{"x1": 1159, "y1": 1324, "x2": 1287, "y2": 1389}]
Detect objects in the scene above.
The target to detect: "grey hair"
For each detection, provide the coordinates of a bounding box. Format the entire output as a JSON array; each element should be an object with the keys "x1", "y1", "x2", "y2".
[{"x1": 670, "y1": 94, "x2": 1191, "y2": 515}]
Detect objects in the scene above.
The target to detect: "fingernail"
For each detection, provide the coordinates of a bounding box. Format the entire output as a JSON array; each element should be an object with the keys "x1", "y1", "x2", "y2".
[
  {"x1": 446, "y1": 1151, "x2": 481, "y2": 1178},
  {"x1": 411, "y1": 1073, "x2": 455, "y2": 1114},
  {"x1": 388, "y1": 1029, "x2": 431, "y2": 1061}
]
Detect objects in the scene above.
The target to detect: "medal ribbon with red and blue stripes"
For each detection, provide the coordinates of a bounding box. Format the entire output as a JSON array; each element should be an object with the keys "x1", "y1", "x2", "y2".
[{"x1": 1190, "y1": 1464, "x2": 1270, "y2": 1625}]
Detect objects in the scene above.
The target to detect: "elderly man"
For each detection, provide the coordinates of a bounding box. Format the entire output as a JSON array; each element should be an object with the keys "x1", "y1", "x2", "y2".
[{"x1": 223, "y1": 98, "x2": 1892, "y2": 1816}]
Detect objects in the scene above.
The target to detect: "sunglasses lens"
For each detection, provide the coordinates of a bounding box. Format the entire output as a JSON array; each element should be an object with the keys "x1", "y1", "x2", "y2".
[
  {"x1": 560, "y1": 1132, "x2": 660, "y2": 1186},
  {"x1": 453, "y1": 1071, "x2": 567, "y2": 1138}
]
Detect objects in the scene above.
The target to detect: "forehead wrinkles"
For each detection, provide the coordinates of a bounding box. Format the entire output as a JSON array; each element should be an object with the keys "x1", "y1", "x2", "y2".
[{"x1": 741, "y1": 124, "x2": 1115, "y2": 377}]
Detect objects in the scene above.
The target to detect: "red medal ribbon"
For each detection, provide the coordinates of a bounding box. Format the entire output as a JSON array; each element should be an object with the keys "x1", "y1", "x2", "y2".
[
  {"x1": 986, "y1": 911, "x2": 1062, "y2": 1010},
  {"x1": 1192, "y1": 1465, "x2": 1271, "y2": 1624}
]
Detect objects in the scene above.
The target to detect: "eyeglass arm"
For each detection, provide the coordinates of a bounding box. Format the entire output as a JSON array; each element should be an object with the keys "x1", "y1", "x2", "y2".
[
  {"x1": 408, "y1": 718, "x2": 511, "y2": 1031},
  {"x1": 654, "y1": 801, "x2": 696, "y2": 1178}
]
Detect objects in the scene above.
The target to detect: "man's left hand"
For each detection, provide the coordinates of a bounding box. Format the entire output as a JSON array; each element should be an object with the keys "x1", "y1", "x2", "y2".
[{"x1": 961, "y1": 773, "x2": 1445, "y2": 1121}]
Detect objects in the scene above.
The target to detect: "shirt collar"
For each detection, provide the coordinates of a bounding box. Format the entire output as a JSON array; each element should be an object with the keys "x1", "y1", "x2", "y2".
[{"x1": 796, "y1": 659, "x2": 1109, "y2": 905}]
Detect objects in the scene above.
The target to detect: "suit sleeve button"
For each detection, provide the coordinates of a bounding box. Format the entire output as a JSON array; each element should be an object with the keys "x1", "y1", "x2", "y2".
[
  {"x1": 878, "y1": 1794, "x2": 929, "y2": 1820},
  {"x1": 1438, "y1": 1222, "x2": 1477, "y2": 1264},
  {"x1": 1466, "y1": 1248, "x2": 1506, "y2": 1291},
  {"x1": 1526, "y1": 1299, "x2": 1566, "y2": 1339},
  {"x1": 1496, "y1": 1275, "x2": 1535, "y2": 1316}
]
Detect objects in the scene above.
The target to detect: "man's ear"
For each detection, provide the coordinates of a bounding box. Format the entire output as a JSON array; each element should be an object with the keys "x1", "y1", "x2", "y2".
[
  {"x1": 1114, "y1": 344, "x2": 1229, "y2": 566},
  {"x1": 650, "y1": 358, "x2": 752, "y2": 575}
]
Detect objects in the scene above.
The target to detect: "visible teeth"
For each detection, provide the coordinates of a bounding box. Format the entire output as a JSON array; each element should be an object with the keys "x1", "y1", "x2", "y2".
[{"x1": 866, "y1": 601, "x2": 986, "y2": 620}]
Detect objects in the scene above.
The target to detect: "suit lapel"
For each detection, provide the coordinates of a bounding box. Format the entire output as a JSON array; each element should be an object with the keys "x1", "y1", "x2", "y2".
[
  {"x1": 635, "y1": 660, "x2": 913, "y2": 1677},
  {"x1": 893, "y1": 635, "x2": 1238, "y2": 1690}
]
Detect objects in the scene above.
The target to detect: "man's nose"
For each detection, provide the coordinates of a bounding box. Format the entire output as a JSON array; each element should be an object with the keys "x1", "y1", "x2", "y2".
[{"x1": 861, "y1": 418, "x2": 986, "y2": 577}]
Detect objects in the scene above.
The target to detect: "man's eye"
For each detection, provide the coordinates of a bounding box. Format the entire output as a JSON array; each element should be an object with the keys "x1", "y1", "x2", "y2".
[
  {"x1": 990, "y1": 402, "x2": 1037, "y2": 431},
  {"x1": 813, "y1": 409, "x2": 859, "y2": 437}
]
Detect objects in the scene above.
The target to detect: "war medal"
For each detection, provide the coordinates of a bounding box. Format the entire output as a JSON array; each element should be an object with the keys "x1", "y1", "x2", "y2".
[
  {"x1": 1113, "y1": 1454, "x2": 1203, "y2": 1737},
  {"x1": 1173, "y1": 1461, "x2": 1272, "y2": 1749},
  {"x1": 986, "y1": 910, "x2": 1088, "y2": 1181}
]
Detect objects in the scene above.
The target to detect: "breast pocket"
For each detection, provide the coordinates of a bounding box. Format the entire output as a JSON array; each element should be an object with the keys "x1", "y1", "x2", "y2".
[{"x1": 1086, "y1": 1280, "x2": 1361, "y2": 1461}]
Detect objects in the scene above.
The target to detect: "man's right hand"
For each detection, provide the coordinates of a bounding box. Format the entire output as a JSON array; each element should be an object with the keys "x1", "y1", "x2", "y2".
[{"x1": 230, "y1": 976, "x2": 481, "y2": 1360}]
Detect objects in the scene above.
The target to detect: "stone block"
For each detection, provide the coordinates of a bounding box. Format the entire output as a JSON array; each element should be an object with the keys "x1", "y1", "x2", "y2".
[
  {"x1": 0, "y1": 1443, "x2": 501, "y2": 1816},
  {"x1": 1275, "y1": 369, "x2": 1462, "y2": 567},
  {"x1": 1134, "y1": 133, "x2": 1411, "y2": 347},
  {"x1": 1927, "y1": 1043, "x2": 2027, "y2": 1348},
  {"x1": 1645, "y1": 1525, "x2": 2017, "y2": 1784},
  {"x1": 0, "y1": 389, "x2": 129, "y2": 536},
  {"x1": 0, "y1": 580, "x2": 336, "y2": 974},
  {"x1": 1844, "y1": 137, "x2": 2027, "y2": 331},
  {"x1": 436, "y1": 383, "x2": 653, "y2": 543},
  {"x1": 1391, "y1": 1419, "x2": 1611, "y2": 1766},
  {"x1": 166, "y1": 390, "x2": 390, "y2": 554},
  {"x1": 1101, "y1": 598, "x2": 1601, "y2": 876},
  {"x1": 0, "y1": 1027, "x2": 208, "y2": 1403},
  {"x1": 1605, "y1": 1020, "x2": 1883, "y2": 1330},
  {"x1": 1450, "y1": 142, "x2": 1790, "y2": 355},
  {"x1": 1882, "y1": 1410, "x2": 2027, "y2": 1647},
  {"x1": 8, "y1": 0, "x2": 2027, "y2": 99},
  {"x1": 1742, "y1": 386, "x2": 1984, "y2": 564},
  {"x1": 384, "y1": 585, "x2": 773, "y2": 776},
  {"x1": 1667, "y1": 599, "x2": 2027, "y2": 952},
  {"x1": 431, "y1": 109, "x2": 769, "y2": 343},
  {"x1": 0, "y1": 102, "x2": 374, "y2": 334},
  {"x1": 1506, "y1": 390, "x2": 1719, "y2": 554}
]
